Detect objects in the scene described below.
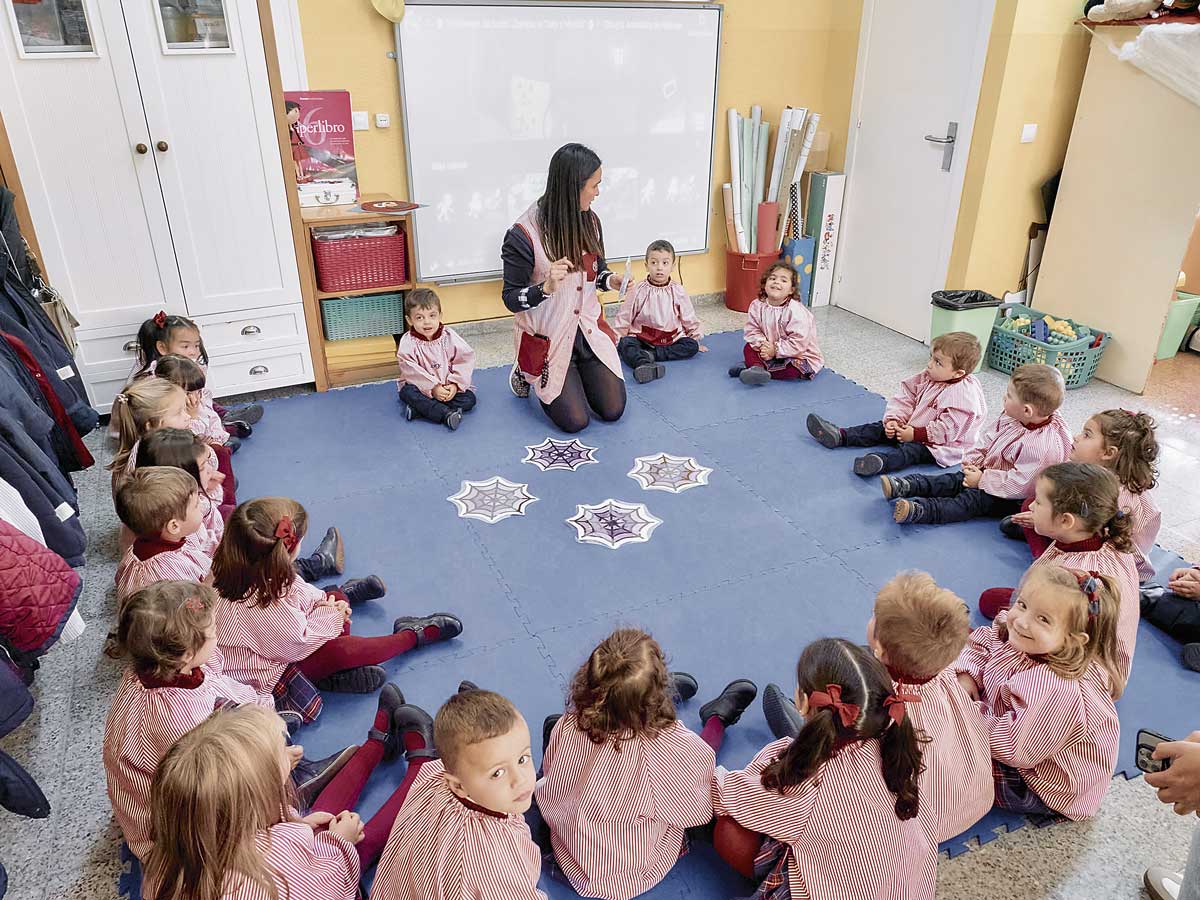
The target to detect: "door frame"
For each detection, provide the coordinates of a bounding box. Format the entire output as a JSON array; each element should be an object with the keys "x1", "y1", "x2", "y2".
[
  {"x1": 833, "y1": 0, "x2": 995, "y2": 340},
  {"x1": 0, "y1": 105, "x2": 43, "y2": 270}
]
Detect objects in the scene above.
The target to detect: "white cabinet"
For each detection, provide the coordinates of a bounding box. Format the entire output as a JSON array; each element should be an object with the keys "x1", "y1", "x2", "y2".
[{"x1": 0, "y1": 0, "x2": 311, "y2": 411}]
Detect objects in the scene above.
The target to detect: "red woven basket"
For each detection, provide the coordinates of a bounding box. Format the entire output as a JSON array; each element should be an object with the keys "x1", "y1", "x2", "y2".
[{"x1": 312, "y1": 230, "x2": 408, "y2": 293}]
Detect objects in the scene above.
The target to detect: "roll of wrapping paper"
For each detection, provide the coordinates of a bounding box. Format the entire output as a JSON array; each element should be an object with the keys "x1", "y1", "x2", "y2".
[
  {"x1": 756, "y1": 202, "x2": 778, "y2": 253},
  {"x1": 722, "y1": 184, "x2": 738, "y2": 249}
]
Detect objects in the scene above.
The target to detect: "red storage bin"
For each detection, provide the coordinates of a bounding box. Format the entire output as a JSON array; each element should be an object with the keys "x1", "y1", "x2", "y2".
[
  {"x1": 312, "y1": 230, "x2": 408, "y2": 293},
  {"x1": 724, "y1": 249, "x2": 781, "y2": 312}
]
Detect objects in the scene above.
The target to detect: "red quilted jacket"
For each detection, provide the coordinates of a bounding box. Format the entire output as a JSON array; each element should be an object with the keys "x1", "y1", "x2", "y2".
[{"x1": 0, "y1": 520, "x2": 82, "y2": 656}]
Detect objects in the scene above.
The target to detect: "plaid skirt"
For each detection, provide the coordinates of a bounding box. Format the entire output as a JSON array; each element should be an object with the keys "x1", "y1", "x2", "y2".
[
  {"x1": 743, "y1": 837, "x2": 792, "y2": 900},
  {"x1": 273, "y1": 662, "x2": 323, "y2": 724},
  {"x1": 992, "y1": 760, "x2": 1056, "y2": 816}
]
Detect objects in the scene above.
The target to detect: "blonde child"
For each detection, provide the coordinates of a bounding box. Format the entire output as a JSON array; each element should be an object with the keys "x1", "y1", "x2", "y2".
[
  {"x1": 396, "y1": 289, "x2": 477, "y2": 431},
  {"x1": 885, "y1": 363, "x2": 1072, "y2": 525},
  {"x1": 1006, "y1": 409, "x2": 1160, "y2": 581},
  {"x1": 612, "y1": 240, "x2": 706, "y2": 384},
  {"x1": 108, "y1": 378, "x2": 193, "y2": 494},
  {"x1": 142, "y1": 699, "x2": 431, "y2": 900},
  {"x1": 134, "y1": 309, "x2": 262, "y2": 432},
  {"x1": 712, "y1": 638, "x2": 935, "y2": 900},
  {"x1": 212, "y1": 497, "x2": 462, "y2": 697},
  {"x1": 114, "y1": 468, "x2": 211, "y2": 602},
  {"x1": 955, "y1": 565, "x2": 1123, "y2": 820},
  {"x1": 537, "y1": 629, "x2": 756, "y2": 900},
  {"x1": 807, "y1": 332, "x2": 987, "y2": 476},
  {"x1": 728, "y1": 262, "x2": 823, "y2": 386},
  {"x1": 981, "y1": 463, "x2": 1141, "y2": 679},
  {"x1": 371, "y1": 689, "x2": 546, "y2": 900}
]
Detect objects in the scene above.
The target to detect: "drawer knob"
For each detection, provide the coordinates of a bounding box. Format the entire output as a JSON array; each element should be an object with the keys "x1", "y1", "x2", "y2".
[
  {"x1": 123, "y1": 340, "x2": 139, "y2": 352},
  {"x1": 249, "y1": 365, "x2": 269, "y2": 376},
  {"x1": 240, "y1": 325, "x2": 262, "y2": 336}
]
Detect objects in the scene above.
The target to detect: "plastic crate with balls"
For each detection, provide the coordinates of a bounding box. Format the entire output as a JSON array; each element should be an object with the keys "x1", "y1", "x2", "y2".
[{"x1": 988, "y1": 303, "x2": 1110, "y2": 389}]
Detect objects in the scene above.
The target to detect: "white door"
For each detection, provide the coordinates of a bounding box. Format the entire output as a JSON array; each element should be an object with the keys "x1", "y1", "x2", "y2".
[
  {"x1": 122, "y1": 0, "x2": 301, "y2": 318},
  {"x1": 0, "y1": 0, "x2": 184, "y2": 329},
  {"x1": 834, "y1": 0, "x2": 994, "y2": 342}
]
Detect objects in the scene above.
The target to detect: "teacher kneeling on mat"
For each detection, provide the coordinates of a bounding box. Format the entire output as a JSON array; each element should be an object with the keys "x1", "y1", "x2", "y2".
[{"x1": 502, "y1": 143, "x2": 627, "y2": 434}]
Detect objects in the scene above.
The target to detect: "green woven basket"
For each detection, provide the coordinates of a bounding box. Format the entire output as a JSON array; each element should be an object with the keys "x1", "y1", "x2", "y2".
[
  {"x1": 321, "y1": 292, "x2": 406, "y2": 341},
  {"x1": 987, "y1": 303, "x2": 1109, "y2": 390}
]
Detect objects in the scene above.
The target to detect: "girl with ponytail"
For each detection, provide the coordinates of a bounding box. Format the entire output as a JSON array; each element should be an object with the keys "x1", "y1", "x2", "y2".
[
  {"x1": 980, "y1": 462, "x2": 1141, "y2": 679},
  {"x1": 712, "y1": 638, "x2": 936, "y2": 900}
]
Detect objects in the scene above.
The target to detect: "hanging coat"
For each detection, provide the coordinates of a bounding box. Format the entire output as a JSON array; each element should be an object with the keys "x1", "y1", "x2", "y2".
[{"x1": 0, "y1": 440, "x2": 84, "y2": 566}]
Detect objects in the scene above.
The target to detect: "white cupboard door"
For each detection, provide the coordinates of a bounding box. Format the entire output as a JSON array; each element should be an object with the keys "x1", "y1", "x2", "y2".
[
  {"x1": 120, "y1": 0, "x2": 301, "y2": 318},
  {"x1": 0, "y1": 0, "x2": 184, "y2": 329}
]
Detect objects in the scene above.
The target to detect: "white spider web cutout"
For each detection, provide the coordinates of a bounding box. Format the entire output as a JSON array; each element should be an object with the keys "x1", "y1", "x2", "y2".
[
  {"x1": 447, "y1": 477, "x2": 538, "y2": 524},
  {"x1": 565, "y1": 498, "x2": 662, "y2": 549},
  {"x1": 627, "y1": 453, "x2": 713, "y2": 493},
  {"x1": 522, "y1": 437, "x2": 599, "y2": 472}
]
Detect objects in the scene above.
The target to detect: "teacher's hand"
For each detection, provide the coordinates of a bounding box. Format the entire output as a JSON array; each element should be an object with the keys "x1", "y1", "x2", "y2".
[
  {"x1": 1146, "y1": 732, "x2": 1200, "y2": 815},
  {"x1": 607, "y1": 272, "x2": 624, "y2": 293},
  {"x1": 543, "y1": 258, "x2": 573, "y2": 296}
]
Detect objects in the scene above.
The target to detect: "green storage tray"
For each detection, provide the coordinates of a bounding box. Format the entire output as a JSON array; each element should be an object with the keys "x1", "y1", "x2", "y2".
[{"x1": 321, "y1": 292, "x2": 406, "y2": 341}]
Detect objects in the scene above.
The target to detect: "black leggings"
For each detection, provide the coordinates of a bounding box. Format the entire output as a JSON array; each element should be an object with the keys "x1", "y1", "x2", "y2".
[{"x1": 541, "y1": 328, "x2": 627, "y2": 434}]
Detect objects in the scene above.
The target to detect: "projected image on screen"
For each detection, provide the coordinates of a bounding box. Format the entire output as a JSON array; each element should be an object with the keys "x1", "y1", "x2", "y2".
[{"x1": 396, "y1": 3, "x2": 721, "y2": 283}]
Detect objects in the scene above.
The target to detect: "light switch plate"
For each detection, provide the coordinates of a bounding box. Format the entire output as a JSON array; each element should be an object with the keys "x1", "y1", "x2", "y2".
[
  {"x1": 1020, "y1": 123, "x2": 1037, "y2": 144},
  {"x1": 352, "y1": 110, "x2": 370, "y2": 131},
  {"x1": 375, "y1": 113, "x2": 391, "y2": 128}
]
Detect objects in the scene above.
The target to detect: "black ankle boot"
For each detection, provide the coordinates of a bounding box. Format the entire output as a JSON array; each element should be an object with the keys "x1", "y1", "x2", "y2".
[
  {"x1": 394, "y1": 704, "x2": 437, "y2": 761},
  {"x1": 671, "y1": 672, "x2": 699, "y2": 702},
  {"x1": 998, "y1": 516, "x2": 1025, "y2": 541},
  {"x1": 224, "y1": 435, "x2": 242, "y2": 455},
  {"x1": 222, "y1": 403, "x2": 263, "y2": 426},
  {"x1": 806, "y1": 413, "x2": 844, "y2": 449},
  {"x1": 295, "y1": 527, "x2": 345, "y2": 582},
  {"x1": 369, "y1": 683, "x2": 407, "y2": 761},
  {"x1": 699, "y1": 680, "x2": 758, "y2": 727},
  {"x1": 316, "y1": 664, "x2": 387, "y2": 693},
  {"x1": 393, "y1": 612, "x2": 463, "y2": 645},
  {"x1": 457, "y1": 680, "x2": 480, "y2": 694},
  {"x1": 762, "y1": 683, "x2": 803, "y2": 740},
  {"x1": 338, "y1": 575, "x2": 386, "y2": 606},
  {"x1": 292, "y1": 744, "x2": 359, "y2": 808},
  {"x1": 225, "y1": 420, "x2": 252, "y2": 439}
]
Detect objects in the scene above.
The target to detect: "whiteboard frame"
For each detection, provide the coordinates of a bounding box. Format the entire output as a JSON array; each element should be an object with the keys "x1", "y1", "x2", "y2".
[{"x1": 393, "y1": 0, "x2": 724, "y2": 285}]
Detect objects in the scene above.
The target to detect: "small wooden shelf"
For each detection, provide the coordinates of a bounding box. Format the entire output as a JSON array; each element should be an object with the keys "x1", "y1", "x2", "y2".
[{"x1": 315, "y1": 282, "x2": 413, "y2": 301}]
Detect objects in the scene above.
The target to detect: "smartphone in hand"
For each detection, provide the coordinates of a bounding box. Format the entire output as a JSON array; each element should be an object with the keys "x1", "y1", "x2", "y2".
[{"x1": 1136, "y1": 729, "x2": 1174, "y2": 774}]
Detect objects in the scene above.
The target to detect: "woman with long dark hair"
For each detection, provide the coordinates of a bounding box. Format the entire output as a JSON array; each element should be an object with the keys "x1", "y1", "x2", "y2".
[{"x1": 501, "y1": 144, "x2": 627, "y2": 433}]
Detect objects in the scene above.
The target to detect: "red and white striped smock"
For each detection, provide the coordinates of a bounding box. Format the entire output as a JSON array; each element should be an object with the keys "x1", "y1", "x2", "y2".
[
  {"x1": 536, "y1": 715, "x2": 715, "y2": 900},
  {"x1": 188, "y1": 399, "x2": 229, "y2": 445},
  {"x1": 963, "y1": 412, "x2": 1073, "y2": 499},
  {"x1": 713, "y1": 737, "x2": 938, "y2": 900},
  {"x1": 215, "y1": 577, "x2": 344, "y2": 693},
  {"x1": 1118, "y1": 485, "x2": 1161, "y2": 582},
  {"x1": 115, "y1": 535, "x2": 212, "y2": 603},
  {"x1": 882, "y1": 372, "x2": 989, "y2": 467},
  {"x1": 143, "y1": 820, "x2": 360, "y2": 900},
  {"x1": 955, "y1": 613, "x2": 1120, "y2": 820},
  {"x1": 894, "y1": 666, "x2": 993, "y2": 842},
  {"x1": 610, "y1": 280, "x2": 704, "y2": 345},
  {"x1": 396, "y1": 325, "x2": 476, "y2": 398},
  {"x1": 103, "y1": 647, "x2": 271, "y2": 860},
  {"x1": 370, "y1": 760, "x2": 546, "y2": 900},
  {"x1": 195, "y1": 490, "x2": 224, "y2": 558},
  {"x1": 1033, "y1": 535, "x2": 1140, "y2": 680},
  {"x1": 743, "y1": 298, "x2": 824, "y2": 376}
]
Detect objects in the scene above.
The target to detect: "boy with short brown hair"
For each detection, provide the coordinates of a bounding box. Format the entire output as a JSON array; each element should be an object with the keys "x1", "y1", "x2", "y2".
[{"x1": 114, "y1": 467, "x2": 211, "y2": 601}]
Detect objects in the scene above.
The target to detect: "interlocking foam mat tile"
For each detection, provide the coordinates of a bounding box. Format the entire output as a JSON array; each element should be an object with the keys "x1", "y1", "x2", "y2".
[{"x1": 118, "y1": 329, "x2": 1200, "y2": 898}]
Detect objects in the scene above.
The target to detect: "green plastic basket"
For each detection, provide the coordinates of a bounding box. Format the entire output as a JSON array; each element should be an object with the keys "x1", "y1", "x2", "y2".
[
  {"x1": 987, "y1": 303, "x2": 1110, "y2": 389},
  {"x1": 321, "y1": 292, "x2": 406, "y2": 341}
]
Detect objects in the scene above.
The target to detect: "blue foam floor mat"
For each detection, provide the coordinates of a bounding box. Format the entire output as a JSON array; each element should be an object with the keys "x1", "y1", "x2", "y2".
[{"x1": 118, "y1": 329, "x2": 1200, "y2": 899}]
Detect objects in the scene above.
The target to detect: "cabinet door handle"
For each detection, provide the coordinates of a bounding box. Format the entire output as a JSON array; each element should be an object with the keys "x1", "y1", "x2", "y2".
[
  {"x1": 156, "y1": 141, "x2": 169, "y2": 152},
  {"x1": 240, "y1": 325, "x2": 262, "y2": 336},
  {"x1": 249, "y1": 365, "x2": 269, "y2": 376},
  {"x1": 123, "y1": 340, "x2": 139, "y2": 352},
  {"x1": 135, "y1": 143, "x2": 149, "y2": 155}
]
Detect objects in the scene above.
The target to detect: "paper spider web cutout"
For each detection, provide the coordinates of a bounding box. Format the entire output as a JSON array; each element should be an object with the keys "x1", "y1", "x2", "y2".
[
  {"x1": 447, "y1": 477, "x2": 537, "y2": 524},
  {"x1": 627, "y1": 453, "x2": 713, "y2": 493},
  {"x1": 566, "y1": 499, "x2": 662, "y2": 549},
  {"x1": 522, "y1": 437, "x2": 599, "y2": 472}
]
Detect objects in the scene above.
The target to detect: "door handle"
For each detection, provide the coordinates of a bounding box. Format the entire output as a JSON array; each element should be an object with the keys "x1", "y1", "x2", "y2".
[
  {"x1": 123, "y1": 340, "x2": 139, "y2": 352},
  {"x1": 249, "y1": 365, "x2": 269, "y2": 376},
  {"x1": 925, "y1": 122, "x2": 958, "y2": 172},
  {"x1": 135, "y1": 143, "x2": 148, "y2": 154},
  {"x1": 156, "y1": 141, "x2": 169, "y2": 152},
  {"x1": 240, "y1": 325, "x2": 262, "y2": 336}
]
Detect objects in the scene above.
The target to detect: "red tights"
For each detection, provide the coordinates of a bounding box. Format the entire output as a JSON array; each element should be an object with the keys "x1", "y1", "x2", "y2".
[
  {"x1": 297, "y1": 620, "x2": 419, "y2": 682},
  {"x1": 699, "y1": 716, "x2": 726, "y2": 754},
  {"x1": 742, "y1": 345, "x2": 803, "y2": 380},
  {"x1": 1018, "y1": 496, "x2": 1051, "y2": 559}
]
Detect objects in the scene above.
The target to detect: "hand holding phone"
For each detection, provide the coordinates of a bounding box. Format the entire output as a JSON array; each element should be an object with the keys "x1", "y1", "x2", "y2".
[{"x1": 1137, "y1": 728, "x2": 1173, "y2": 774}]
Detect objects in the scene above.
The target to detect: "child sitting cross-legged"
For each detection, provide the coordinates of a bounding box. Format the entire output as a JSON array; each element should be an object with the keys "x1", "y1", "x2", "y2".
[
  {"x1": 114, "y1": 467, "x2": 213, "y2": 603},
  {"x1": 712, "y1": 638, "x2": 935, "y2": 900},
  {"x1": 396, "y1": 288, "x2": 477, "y2": 431},
  {"x1": 612, "y1": 240, "x2": 706, "y2": 384},
  {"x1": 103, "y1": 581, "x2": 359, "y2": 863},
  {"x1": 729, "y1": 262, "x2": 823, "y2": 386},
  {"x1": 371, "y1": 689, "x2": 546, "y2": 900},
  {"x1": 807, "y1": 331, "x2": 987, "y2": 476},
  {"x1": 955, "y1": 565, "x2": 1123, "y2": 821},
  {"x1": 142, "y1": 699, "x2": 434, "y2": 900},
  {"x1": 884, "y1": 363, "x2": 1072, "y2": 525},
  {"x1": 537, "y1": 628, "x2": 757, "y2": 900},
  {"x1": 212, "y1": 497, "x2": 463, "y2": 699}
]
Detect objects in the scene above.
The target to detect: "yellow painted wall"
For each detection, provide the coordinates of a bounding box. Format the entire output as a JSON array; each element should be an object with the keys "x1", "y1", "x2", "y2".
[
  {"x1": 296, "y1": 0, "x2": 862, "y2": 332},
  {"x1": 946, "y1": 0, "x2": 1089, "y2": 295}
]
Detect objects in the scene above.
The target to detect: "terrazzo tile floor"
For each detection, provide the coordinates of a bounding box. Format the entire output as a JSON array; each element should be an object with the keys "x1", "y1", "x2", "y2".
[{"x1": 3, "y1": 299, "x2": 1198, "y2": 900}]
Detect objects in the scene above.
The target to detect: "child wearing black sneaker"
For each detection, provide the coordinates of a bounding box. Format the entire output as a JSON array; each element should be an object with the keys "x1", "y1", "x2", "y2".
[
  {"x1": 396, "y1": 289, "x2": 477, "y2": 431},
  {"x1": 728, "y1": 262, "x2": 823, "y2": 386},
  {"x1": 806, "y1": 331, "x2": 987, "y2": 476}
]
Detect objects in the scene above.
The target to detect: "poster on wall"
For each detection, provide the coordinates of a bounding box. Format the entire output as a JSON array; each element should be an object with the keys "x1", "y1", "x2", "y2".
[{"x1": 283, "y1": 90, "x2": 358, "y2": 206}]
